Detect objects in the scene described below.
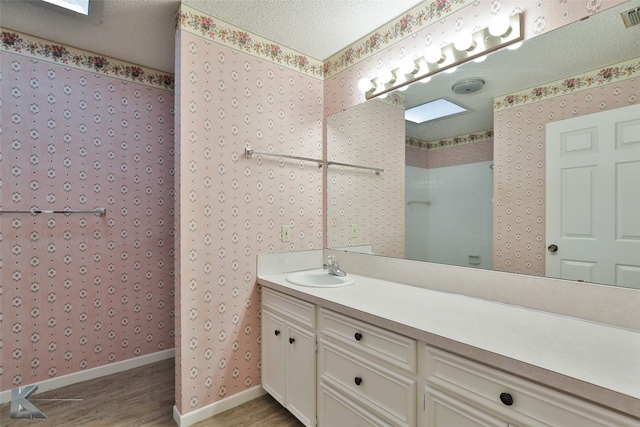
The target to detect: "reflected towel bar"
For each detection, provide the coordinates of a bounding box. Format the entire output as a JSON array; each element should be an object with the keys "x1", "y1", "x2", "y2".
[
  {"x1": 245, "y1": 148, "x2": 383, "y2": 174},
  {"x1": 407, "y1": 200, "x2": 431, "y2": 206},
  {"x1": 0, "y1": 208, "x2": 106, "y2": 216}
]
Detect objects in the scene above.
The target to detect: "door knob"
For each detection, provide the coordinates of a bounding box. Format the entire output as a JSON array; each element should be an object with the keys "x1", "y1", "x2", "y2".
[{"x1": 547, "y1": 244, "x2": 558, "y2": 253}]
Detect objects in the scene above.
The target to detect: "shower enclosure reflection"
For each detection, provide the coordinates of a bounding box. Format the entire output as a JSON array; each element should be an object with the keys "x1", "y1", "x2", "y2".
[{"x1": 405, "y1": 146, "x2": 493, "y2": 269}]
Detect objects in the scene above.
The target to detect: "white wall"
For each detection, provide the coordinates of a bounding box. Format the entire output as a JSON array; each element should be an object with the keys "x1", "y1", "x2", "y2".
[{"x1": 405, "y1": 161, "x2": 493, "y2": 269}]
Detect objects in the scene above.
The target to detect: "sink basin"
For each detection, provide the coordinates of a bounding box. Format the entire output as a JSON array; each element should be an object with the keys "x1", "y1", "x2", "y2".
[{"x1": 286, "y1": 269, "x2": 355, "y2": 287}]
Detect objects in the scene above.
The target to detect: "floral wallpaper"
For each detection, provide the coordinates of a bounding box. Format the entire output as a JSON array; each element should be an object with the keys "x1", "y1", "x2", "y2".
[
  {"x1": 1, "y1": 0, "x2": 632, "y2": 422},
  {"x1": 1, "y1": 30, "x2": 174, "y2": 91},
  {"x1": 493, "y1": 74, "x2": 639, "y2": 276},
  {"x1": 326, "y1": 100, "x2": 406, "y2": 257},
  {"x1": 174, "y1": 20, "x2": 324, "y2": 413},
  {"x1": 0, "y1": 52, "x2": 175, "y2": 390},
  {"x1": 178, "y1": 4, "x2": 324, "y2": 79}
]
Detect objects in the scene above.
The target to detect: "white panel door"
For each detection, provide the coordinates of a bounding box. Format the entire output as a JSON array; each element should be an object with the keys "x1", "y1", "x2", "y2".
[{"x1": 546, "y1": 103, "x2": 640, "y2": 288}]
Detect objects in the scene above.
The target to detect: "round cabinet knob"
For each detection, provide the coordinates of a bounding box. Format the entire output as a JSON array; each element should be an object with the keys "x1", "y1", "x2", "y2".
[
  {"x1": 500, "y1": 392, "x2": 514, "y2": 406},
  {"x1": 354, "y1": 377, "x2": 363, "y2": 386},
  {"x1": 354, "y1": 332, "x2": 363, "y2": 341},
  {"x1": 274, "y1": 330, "x2": 280, "y2": 336},
  {"x1": 547, "y1": 244, "x2": 558, "y2": 253},
  {"x1": 289, "y1": 337, "x2": 295, "y2": 344}
]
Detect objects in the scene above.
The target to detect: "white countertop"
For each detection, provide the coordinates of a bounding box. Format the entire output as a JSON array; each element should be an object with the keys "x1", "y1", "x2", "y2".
[{"x1": 258, "y1": 270, "x2": 640, "y2": 418}]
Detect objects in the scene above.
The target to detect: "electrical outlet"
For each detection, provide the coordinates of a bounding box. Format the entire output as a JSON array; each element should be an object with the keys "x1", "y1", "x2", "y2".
[
  {"x1": 351, "y1": 224, "x2": 358, "y2": 238},
  {"x1": 281, "y1": 225, "x2": 291, "y2": 242}
]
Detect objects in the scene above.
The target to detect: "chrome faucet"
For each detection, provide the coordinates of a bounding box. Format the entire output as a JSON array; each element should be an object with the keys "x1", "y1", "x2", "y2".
[{"x1": 324, "y1": 255, "x2": 346, "y2": 277}]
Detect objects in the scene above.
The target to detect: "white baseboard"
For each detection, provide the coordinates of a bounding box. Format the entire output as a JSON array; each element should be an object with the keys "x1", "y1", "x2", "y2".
[
  {"x1": 173, "y1": 386, "x2": 267, "y2": 427},
  {"x1": 0, "y1": 349, "x2": 175, "y2": 404}
]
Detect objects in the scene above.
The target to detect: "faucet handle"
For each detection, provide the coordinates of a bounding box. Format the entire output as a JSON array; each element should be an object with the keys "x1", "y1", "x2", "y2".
[{"x1": 327, "y1": 255, "x2": 339, "y2": 266}]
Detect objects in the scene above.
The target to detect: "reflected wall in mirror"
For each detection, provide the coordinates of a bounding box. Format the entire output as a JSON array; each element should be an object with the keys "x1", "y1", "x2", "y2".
[
  {"x1": 326, "y1": 1, "x2": 640, "y2": 288},
  {"x1": 326, "y1": 99, "x2": 405, "y2": 258}
]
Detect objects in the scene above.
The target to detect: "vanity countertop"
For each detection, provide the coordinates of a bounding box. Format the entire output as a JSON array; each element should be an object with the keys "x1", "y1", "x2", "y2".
[{"x1": 258, "y1": 270, "x2": 640, "y2": 419}]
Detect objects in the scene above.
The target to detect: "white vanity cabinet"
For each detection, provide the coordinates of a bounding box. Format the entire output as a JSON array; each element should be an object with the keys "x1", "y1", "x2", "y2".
[
  {"x1": 317, "y1": 308, "x2": 418, "y2": 427},
  {"x1": 261, "y1": 288, "x2": 317, "y2": 427},
  {"x1": 259, "y1": 284, "x2": 637, "y2": 427},
  {"x1": 419, "y1": 345, "x2": 638, "y2": 427}
]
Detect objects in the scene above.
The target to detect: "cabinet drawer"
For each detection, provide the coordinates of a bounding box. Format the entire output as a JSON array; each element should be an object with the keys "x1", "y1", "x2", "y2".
[
  {"x1": 423, "y1": 346, "x2": 638, "y2": 427},
  {"x1": 319, "y1": 383, "x2": 394, "y2": 427},
  {"x1": 319, "y1": 308, "x2": 417, "y2": 373},
  {"x1": 320, "y1": 340, "x2": 416, "y2": 427},
  {"x1": 262, "y1": 287, "x2": 315, "y2": 329}
]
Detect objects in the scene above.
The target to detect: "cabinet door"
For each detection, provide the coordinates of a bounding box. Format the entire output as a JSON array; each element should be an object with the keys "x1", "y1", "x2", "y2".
[
  {"x1": 262, "y1": 309, "x2": 286, "y2": 405},
  {"x1": 286, "y1": 322, "x2": 317, "y2": 427}
]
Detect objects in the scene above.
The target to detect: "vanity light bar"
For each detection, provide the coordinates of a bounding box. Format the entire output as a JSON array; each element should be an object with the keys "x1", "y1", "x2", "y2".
[{"x1": 362, "y1": 13, "x2": 523, "y2": 99}]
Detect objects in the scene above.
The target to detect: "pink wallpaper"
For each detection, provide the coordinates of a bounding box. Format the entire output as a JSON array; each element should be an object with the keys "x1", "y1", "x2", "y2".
[
  {"x1": 406, "y1": 138, "x2": 493, "y2": 169},
  {"x1": 0, "y1": 53, "x2": 175, "y2": 390},
  {"x1": 175, "y1": 30, "x2": 324, "y2": 413},
  {"x1": 326, "y1": 100, "x2": 405, "y2": 257},
  {"x1": 493, "y1": 77, "x2": 639, "y2": 276},
  {"x1": 324, "y1": 0, "x2": 625, "y2": 116}
]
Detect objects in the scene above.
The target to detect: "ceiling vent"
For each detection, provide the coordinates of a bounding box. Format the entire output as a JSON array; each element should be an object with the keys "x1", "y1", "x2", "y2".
[
  {"x1": 621, "y1": 5, "x2": 640, "y2": 27},
  {"x1": 452, "y1": 78, "x2": 485, "y2": 94}
]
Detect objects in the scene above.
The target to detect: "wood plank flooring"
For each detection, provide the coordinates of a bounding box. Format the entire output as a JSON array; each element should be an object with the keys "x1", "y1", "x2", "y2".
[{"x1": 0, "y1": 358, "x2": 302, "y2": 427}]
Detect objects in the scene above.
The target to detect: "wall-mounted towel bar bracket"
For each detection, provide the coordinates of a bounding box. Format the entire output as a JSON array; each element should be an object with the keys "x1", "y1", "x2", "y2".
[
  {"x1": 0, "y1": 208, "x2": 106, "y2": 216},
  {"x1": 245, "y1": 147, "x2": 383, "y2": 174}
]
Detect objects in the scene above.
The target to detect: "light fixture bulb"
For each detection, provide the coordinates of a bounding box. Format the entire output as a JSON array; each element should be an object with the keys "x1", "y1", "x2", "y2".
[
  {"x1": 445, "y1": 66, "x2": 458, "y2": 74},
  {"x1": 507, "y1": 41, "x2": 523, "y2": 50},
  {"x1": 425, "y1": 46, "x2": 445, "y2": 64},
  {"x1": 473, "y1": 55, "x2": 487, "y2": 63},
  {"x1": 420, "y1": 76, "x2": 432, "y2": 84},
  {"x1": 489, "y1": 14, "x2": 512, "y2": 37},
  {"x1": 453, "y1": 31, "x2": 475, "y2": 52},
  {"x1": 398, "y1": 85, "x2": 410, "y2": 92},
  {"x1": 358, "y1": 78, "x2": 375, "y2": 93},
  {"x1": 400, "y1": 58, "x2": 418, "y2": 75},
  {"x1": 378, "y1": 69, "x2": 395, "y2": 84}
]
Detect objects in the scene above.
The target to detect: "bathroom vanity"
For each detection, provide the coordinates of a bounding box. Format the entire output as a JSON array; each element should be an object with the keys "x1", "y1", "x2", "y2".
[{"x1": 257, "y1": 251, "x2": 640, "y2": 427}]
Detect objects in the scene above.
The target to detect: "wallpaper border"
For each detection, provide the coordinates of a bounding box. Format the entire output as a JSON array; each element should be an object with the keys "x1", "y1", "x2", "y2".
[
  {"x1": 323, "y1": 0, "x2": 471, "y2": 77},
  {"x1": 178, "y1": 4, "x2": 324, "y2": 80},
  {"x1": 178, "y1": 1, "x2": 472, "y2": 80},
  {"x1": 0, "y1": 28, "x2": 175, "y2": 91},
  {"x1": 407, "y1": 129, "x2": 494, "y2": 150},
  {"x1": 494, "y1": 57, "x2": 640, "y2": 111}
]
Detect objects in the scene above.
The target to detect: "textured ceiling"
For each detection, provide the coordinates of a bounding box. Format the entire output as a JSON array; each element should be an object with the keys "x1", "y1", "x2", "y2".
[{"x1": 0, "y1": 0, "x2": 425, "y2": 72}]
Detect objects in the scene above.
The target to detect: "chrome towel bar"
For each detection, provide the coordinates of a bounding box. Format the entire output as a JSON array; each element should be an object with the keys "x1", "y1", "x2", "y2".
[
  {"x1": 245, "y1": 148, "x2": 383, "y2": 174},
  {"x1": 0, "y1": 208, "x2": 106, "y2": 216}
]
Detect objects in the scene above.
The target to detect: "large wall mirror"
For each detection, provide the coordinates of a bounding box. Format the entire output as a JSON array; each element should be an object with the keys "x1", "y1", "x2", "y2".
[{"x1": 326, "y1": 1, "x2": 640, "y2": 288}]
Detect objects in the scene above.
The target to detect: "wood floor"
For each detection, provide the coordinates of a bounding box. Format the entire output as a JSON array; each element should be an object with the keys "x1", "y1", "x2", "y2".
[{"x1": 0, "y1": 358, "x2": 302, "y2": 426}]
